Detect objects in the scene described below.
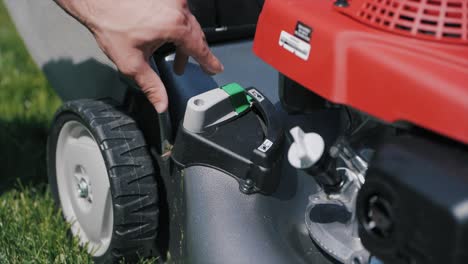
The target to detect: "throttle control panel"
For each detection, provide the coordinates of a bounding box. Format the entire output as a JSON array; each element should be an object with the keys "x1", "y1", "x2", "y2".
[{"x1": 172, "y1": 83, "x2": 284, "y2": 194}]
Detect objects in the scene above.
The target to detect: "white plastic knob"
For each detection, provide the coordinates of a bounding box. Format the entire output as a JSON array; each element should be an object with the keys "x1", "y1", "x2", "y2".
[{"x1": 288, "y1": 127, "x2": 325, "y2": 169}]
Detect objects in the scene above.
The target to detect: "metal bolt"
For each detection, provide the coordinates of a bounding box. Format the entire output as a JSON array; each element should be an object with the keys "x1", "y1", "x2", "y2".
[
  {"x1": 78, "y1": 179, "x2": 89, "y2": 199},
  {"x1": 329, "y1": 146, "x2": 339, "y2": 158},
  {"x1": 240, "y1": 179, "x2": 255, "y2": 194}
]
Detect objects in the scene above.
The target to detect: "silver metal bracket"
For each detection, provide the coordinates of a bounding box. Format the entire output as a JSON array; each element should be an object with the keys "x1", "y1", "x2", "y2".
[{"x1": 305, "y1": 139, "x2": 371, "y2": 264}]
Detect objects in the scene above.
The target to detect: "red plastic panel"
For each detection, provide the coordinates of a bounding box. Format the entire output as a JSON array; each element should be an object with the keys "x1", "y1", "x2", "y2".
[
  {"x1": 254, "y1": 0, "x2": 468, "y2": 144},
  {"x1": 340, "y1": 0, "x2": 468, "y2": 44}
]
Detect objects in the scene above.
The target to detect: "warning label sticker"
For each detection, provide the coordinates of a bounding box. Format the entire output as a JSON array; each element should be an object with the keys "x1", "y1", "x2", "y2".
[
  {"x1": 248, "y1": 89, "x2": 265, "y2": 102},
  {"x1": 258, "y1": 139, "x2": 274, "y2": 153},
  {"x1": 279, "y1": 31, "x2": 311, "y2": 61},
  {"x1": 295, "y1": 22, "x2": 312, "y2": 43}
]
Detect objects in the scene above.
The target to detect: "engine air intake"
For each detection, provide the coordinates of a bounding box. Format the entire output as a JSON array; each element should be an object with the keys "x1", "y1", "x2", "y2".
[{"x1": 340, "y1": 0, "x2": 468, "y2": 44}]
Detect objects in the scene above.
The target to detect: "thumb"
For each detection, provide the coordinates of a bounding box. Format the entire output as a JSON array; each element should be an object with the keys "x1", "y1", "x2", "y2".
[{"x1": 133, "y1": 62, "x2": 169, "y2": 113}]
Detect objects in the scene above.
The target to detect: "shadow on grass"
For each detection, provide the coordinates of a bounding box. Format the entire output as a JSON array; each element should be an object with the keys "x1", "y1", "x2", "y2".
[
  {"x1": 0, "y1": 118, "x2": 50, "y2": 194},
  {"x1": 0, "y1": 58, "x2": 127, "y2": 194}
]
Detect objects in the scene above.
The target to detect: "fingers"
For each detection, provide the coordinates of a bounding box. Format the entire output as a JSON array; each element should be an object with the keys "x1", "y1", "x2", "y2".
[
  {"x1": 192, "y1": 43, "x2": 223, "y2": 75},
  {"x1": 132, "y1": 61, "x2": 169, "y2": 113},
  {"x1": 173, "y1": 47, "x2": 189, "y2": 75},
  {"x1": 177, "y1": 15, "x2": 224, "y2": 75}
]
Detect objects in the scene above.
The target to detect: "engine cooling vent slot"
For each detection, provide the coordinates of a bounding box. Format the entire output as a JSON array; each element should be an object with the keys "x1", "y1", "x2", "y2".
[{"x1": 339, "y1": 0, "x2": 468, "y2": 44}]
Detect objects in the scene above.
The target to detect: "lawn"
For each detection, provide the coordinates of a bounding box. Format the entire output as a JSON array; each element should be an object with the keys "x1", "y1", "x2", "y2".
[{"x1": 0, "y1": 1, "x2": 117, "y2": 263}]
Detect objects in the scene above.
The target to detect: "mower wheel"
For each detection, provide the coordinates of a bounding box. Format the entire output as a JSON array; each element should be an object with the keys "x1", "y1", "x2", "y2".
[{"x1": 47, "y1": 99, "x2": 159, "y2": 263}]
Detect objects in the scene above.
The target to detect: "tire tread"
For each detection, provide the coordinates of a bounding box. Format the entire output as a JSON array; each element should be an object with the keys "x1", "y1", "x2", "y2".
[{"x1": 53, "y1": 99, "x2": 159, "y2": 263}]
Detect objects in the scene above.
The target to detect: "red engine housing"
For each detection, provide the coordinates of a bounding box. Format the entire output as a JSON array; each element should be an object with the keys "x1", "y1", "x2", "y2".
[{"x1": 253, "y1": 0, "x2": 468, "y2": 144}]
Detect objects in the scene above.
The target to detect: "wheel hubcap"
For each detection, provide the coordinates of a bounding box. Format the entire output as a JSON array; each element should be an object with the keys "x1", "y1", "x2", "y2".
[{"x1": 55, "y1": 121, "x2": 113, "y2": 257}]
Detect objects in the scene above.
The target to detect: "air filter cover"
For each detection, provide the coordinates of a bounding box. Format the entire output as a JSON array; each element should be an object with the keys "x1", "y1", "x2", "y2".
[{"x1": 339, "y1": 0, "x2": 468, "y2": 44}]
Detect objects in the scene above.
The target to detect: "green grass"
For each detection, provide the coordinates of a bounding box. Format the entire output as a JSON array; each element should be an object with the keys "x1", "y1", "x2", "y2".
[
  {"x1": 0, "y1": 2, "x2": 160, "y2": 263},
  {"x1": 0, "y1": 1, "x2": 93, "y2": 263},
  {"x1": 0, "y1": 184, "x2": 92, "y2": 263},
  {"x1": 0, "y1": 2, "x2": 62, "y2": 191}
]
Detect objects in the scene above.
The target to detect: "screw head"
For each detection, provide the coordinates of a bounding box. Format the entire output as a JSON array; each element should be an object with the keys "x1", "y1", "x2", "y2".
[
  {"x1": 78, "y1": 179, "x2": 89, "y2": 199},
  {"x1": 334, "y1": 0, "x2": 349, "y2": 7},
  {"x1": 240, "y1": 179, "x2": 255, "y2": 194}
]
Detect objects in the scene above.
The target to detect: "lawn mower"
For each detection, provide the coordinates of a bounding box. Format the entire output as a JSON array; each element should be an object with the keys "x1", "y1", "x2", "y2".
[{"x1": 5, "y1": 0, "x2": 468, "y2": 263}]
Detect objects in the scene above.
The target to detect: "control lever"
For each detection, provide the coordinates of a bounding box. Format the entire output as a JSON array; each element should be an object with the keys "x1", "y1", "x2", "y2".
[{"x1": 172, "y1": 83, "x2": 284, "y2": 194}]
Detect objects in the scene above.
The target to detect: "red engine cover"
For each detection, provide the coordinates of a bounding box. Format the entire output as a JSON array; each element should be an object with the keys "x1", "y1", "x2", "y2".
[{"x1": 253, "y1": 0, "x2": 468, "y2": 144}]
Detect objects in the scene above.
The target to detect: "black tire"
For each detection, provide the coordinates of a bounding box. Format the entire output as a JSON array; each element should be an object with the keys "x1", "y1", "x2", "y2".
[{"x1": 47, "y1": 99, "x2": 159, "y2": 263}]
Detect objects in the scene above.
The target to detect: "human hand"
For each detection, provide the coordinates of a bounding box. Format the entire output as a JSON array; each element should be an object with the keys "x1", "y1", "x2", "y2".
[{"x1": 55, "y1": 0, "x2": 224, "y2": 113}]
